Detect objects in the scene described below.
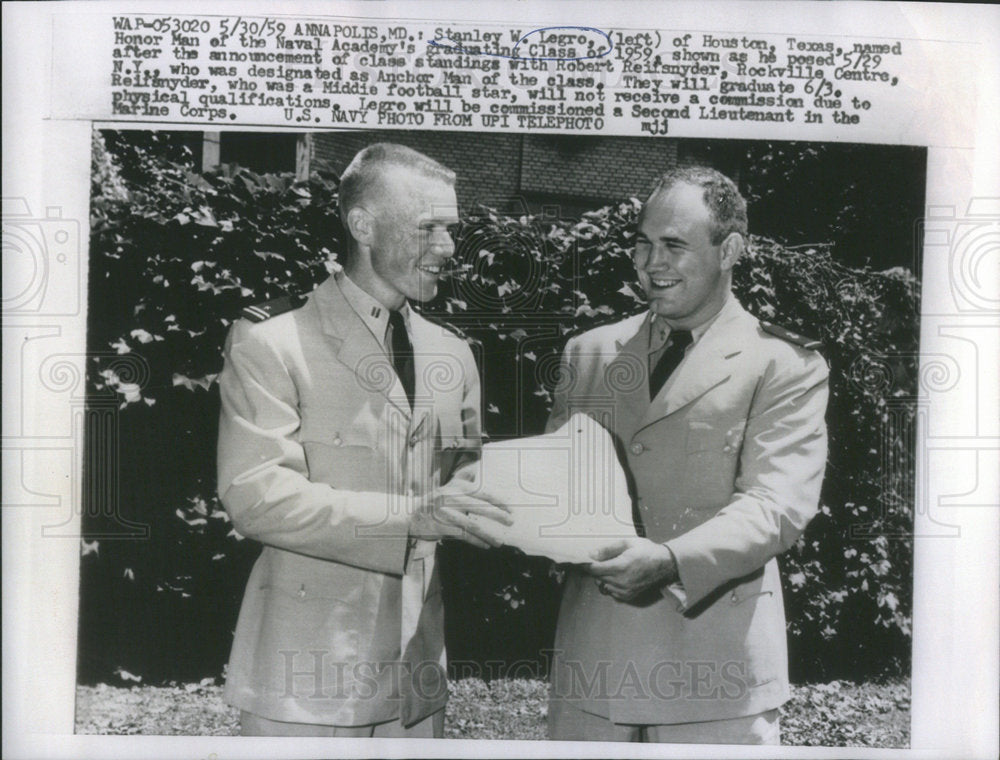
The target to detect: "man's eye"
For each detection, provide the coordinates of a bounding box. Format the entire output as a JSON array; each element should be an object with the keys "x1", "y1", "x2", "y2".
[
  {"x1": 447, "y1": 223, "x2": 463, "y2": 238},
  {"x1": 420, "y1": 222, "x2": 460, "y2": 236}
]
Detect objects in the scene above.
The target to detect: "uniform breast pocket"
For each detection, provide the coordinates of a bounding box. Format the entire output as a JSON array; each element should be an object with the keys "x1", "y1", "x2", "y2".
[
  {"x1": 682, "y1": 420, "x2": 744, "y2": 508},
  {"x1": 299, "y1": 402, "x2": 391, "y2": 490},
  {"x1": 302, "y1": 439, "x2": 385, "y2": 491}
]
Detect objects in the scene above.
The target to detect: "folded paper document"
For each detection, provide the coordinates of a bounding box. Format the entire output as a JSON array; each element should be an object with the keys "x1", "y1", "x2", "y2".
[{"x1": 460, "y1": 413, "x2": 637, "y2": 563}]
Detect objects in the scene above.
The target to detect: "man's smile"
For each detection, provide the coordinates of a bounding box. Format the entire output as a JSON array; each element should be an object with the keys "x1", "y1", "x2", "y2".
[
  {"x1": 417, "y1": 261, "x2": 443, "y2": 276},
  {"x1": 648, "y1": 276, "x2": 682, "y2": 289}
]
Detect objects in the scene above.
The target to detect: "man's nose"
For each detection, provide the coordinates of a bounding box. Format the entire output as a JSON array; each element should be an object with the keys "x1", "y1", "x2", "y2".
[
  {"x1": 645, "y1": 245, "x2": 672, "y2": 268},
  {"x1": 435, "y1": 227, "x2": 456, "y2": 258}
]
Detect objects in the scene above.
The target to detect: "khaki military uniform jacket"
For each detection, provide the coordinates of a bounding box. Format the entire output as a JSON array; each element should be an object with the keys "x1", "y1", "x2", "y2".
[
  {"x1": 217, "y1": 274, "x2": 480, "y2": 727},
  {"x1": 547, "y1": 297, "x2": 829, "y2": 725}
]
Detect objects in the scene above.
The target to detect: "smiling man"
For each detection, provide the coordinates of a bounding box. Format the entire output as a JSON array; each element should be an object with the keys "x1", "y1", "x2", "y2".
[
  {"x1": 217, "y1": 143, "x2": 508, "y2": 737},
  {"x1": 545, "y1": 166, "x2": 830, "y2": 744}
]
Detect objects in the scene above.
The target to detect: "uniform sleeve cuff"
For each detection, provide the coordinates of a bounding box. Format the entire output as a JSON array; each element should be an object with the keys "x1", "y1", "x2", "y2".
[{"x1": 659, "y1": 542, "x2": 687, "y2": 611}]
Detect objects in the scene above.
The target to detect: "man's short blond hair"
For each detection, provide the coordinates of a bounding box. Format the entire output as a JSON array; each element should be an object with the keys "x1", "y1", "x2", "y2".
[{"x1": 338, "y1": 143, "x2": 455, "y2": 232}]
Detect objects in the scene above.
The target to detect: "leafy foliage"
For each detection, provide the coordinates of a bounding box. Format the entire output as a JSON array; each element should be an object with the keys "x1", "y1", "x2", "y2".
[
  {"x1": 81, "y1": 132, "x2": 917, "y2": 684},
  {"x1": 781, "y1": 679, "x2": 910, "y2": 747},
  {"x1": 741, "y1": 141, "x2": 926, "y2": 271},
  {"x1": 82, "y1": 134, "x2": 344, "y2": 682},
  {"x1": 74, "y1": 678, "x2": 910, "y2": 746},
  {"x1": 691, "y1": 139, "x2": 926, "y2": 270}
]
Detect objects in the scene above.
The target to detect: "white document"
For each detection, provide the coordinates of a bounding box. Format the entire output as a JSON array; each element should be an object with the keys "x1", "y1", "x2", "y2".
[{"x1": 462, "y1": 413, "x2": 637, "y2": 564}]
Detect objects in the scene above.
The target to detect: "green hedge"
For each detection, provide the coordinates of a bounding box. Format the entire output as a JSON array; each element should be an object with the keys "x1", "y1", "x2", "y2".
[{"x1": 79, "y1": 132, "x2": 916, "y2": 683}]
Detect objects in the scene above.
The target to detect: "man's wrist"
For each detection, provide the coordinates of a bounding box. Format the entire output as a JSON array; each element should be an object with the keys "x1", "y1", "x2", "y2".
[{"x1": 659, "y1": 543, "x2": 680, "y2": 586}]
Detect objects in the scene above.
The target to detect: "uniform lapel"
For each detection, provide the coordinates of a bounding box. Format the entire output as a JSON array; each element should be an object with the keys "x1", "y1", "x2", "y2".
[
  {"x1": 639, "y1": 299, "x2": 754, "y2": 430},
  {"x1": 408, "y1": 309, "x2": 439, "y2": 412},
  {"x1": 405, "y1": 310, "x2": 443, "y2": 489},
  {"x1": 605, "y1": 313, "x2": 652, "y2": 436},
  {"x1": 313, "y1": 276, "x2": 412, "y2": 420}
]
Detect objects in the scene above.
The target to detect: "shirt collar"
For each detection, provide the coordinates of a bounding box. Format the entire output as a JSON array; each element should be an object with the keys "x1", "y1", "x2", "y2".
[
  {"x1": 648, "y1": 292, "x2": 736, "y2": 353},
  {"x1": 337, "y1": 271, "x2": 409, "y2": 345}
]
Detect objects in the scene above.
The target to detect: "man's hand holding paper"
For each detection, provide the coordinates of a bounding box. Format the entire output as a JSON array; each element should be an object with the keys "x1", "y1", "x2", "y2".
[
  {"x1": 409, "y1": 481, "x2": 513, "y2": 550},
  {"x1": 459, "y1": 413, "x2": 638, "y2": 564},
  {"x1": 587, "y1": 537, "x2": 679, "y2": 601}
]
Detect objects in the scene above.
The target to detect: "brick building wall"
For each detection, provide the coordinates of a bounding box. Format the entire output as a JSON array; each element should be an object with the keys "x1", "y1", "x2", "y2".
[
  {"x1": 312, "y1": 131, "x2": 700, "y2": 217},
  {"x1": 520, "y1": 135, "x2": 680, "y2": 203},
  {"x1": 197, "y1": 130, "x2": 738, "y2": 217}
]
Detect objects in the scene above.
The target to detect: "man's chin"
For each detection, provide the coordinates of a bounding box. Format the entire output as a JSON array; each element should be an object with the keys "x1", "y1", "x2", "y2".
[
  {"x1": 647, "y1": 299, "x2": 682, "y2": 318},
  {"x1": 410, "y1": 286, "x2": 439, "y2": 303}
]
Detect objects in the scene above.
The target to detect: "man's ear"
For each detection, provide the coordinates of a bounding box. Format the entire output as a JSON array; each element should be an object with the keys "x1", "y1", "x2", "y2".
[
  {"x1": 719, "y1": 232, "x2": 744, "y2": 271},
  {"x1": 346, "y1": 206, "x2": 375, "y2": 247}
]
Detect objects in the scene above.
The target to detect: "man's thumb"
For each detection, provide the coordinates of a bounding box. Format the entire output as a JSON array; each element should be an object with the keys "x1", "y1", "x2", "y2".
[{"x1": 591, "y1": 540, "x2": 628, "y2": 562}]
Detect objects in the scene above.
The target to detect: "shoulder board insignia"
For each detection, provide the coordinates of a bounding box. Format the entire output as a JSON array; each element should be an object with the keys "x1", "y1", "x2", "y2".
[
  {"x1": 760, "y1": 321, "x2": 823, "y2": 350},
  {"x1": 241, "y1": 294, "x2": 306, "y2": 323}
]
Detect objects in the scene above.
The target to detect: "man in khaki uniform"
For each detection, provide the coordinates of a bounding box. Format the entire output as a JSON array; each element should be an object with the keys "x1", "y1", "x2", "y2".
[
  {"x1": 217, "y1": 144, "x2": 508, "y2": 737},
  {"x1": 546, "y1": 167, "x2": 829, "y2": 744}
]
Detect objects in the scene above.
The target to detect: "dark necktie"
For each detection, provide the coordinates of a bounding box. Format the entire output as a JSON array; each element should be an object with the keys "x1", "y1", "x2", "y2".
[
  {"x1": 388, "y1": 309, "x2": 415, "y2": 408},
  {"x1": 649, "y1": 330, "x2": 692, "y2": 400}
]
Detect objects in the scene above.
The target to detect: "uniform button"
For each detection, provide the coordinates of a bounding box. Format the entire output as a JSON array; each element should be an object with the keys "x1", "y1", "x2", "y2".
[
  {"x1": 332, "y1": 434, "x2": 343, "y2": 447},
  {"x1": 723, "y1": 445, "x2": 733, "y2": 453},
  {"x1": 298, "y1": 584, "x2": 307, "y2": 599},
  {"x1": 630, "y1": 442, "x2": 644, "y2": 455}
]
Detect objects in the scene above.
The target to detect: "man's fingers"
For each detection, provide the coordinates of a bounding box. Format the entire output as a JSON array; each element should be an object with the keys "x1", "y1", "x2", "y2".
[
  {"x1": 449, "y1": 462, "x2": 479, "y2": 483},
  {"x1": 437, "y1": 478, "x2": 510, "y2": 513},
  {"x1": 434, "y1": 508, "x2": 494, "y2": 549},
  {"x1": 473, "y1": 486, "x2": 510, "y2": 511},
  {"x1": 458, "y1": 523, "x2": 503, "y2": 550},
  {"x1": 439, "y1": 494, "x2": 513, "y2": 525},
  {"x1": 594, "y1": 577, "x2": 636, "y2": 601},
  {"x1": 435, "y1": 505, "x2": 470, "y2": 527},
  {"x1": 599, "y1": 577, "x2": 629, "y2": 592},
  {"x1": 588, "y1": 553, "x2": 631, "y2": 577},
  {"x1": 463, "y1": 502, "x2": 513, "y2": 526},
  {"x1": 590, "y1": 540, "x2": 629, "y2": 563},
  {"x1": 438, "y1": 507, "x2": 504, "y2": 548},
  {"x1": 455, "y1": 532, "x2": 491, "y2": 550},
  {"x1": 442, "y1": 489, "x2": 511, "y2": 514}
]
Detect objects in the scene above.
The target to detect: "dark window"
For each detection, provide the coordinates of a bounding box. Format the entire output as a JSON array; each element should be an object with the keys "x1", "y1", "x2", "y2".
[{"x1": 219, "y1": 133, "x2": 298, "y2": 173}]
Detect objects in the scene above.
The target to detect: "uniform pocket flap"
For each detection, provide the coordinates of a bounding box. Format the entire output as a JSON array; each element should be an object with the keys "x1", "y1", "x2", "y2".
[
  {"x1": 686, "y1": 421, "x2": 722, "y2": 453},
  {"x1": 686, "y1": 420, "x2": 746, "y2": 454},
  {"x1": 261, "y1": 551, "x2": 370, "y2": 607}
]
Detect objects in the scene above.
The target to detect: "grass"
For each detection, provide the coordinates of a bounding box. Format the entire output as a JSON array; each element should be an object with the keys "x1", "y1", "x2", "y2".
[{"x1": 75, "y1": 677, "x2": 909, "y2": 746}]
